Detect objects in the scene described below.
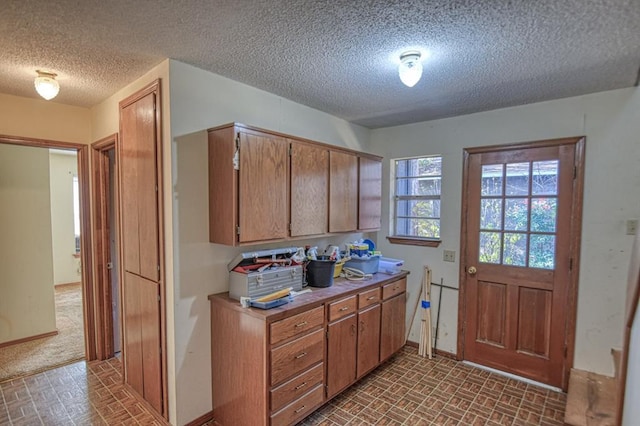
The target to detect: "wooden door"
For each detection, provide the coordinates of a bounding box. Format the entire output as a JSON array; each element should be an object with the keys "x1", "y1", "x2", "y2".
[
  {"x1": 120, "y1": 92, "x2": 159, "y2": 281},
  {"x1": 329, "y1": 151, "x2": 358, "y2": 233},
  {"x1": 357, "y1": 304, "x2": 381, "y2": 378},
  {"x1": 238, "y1": 130, "x2": 288, "y2": 243},
  {"x1": 380, "y1": 294, "x2": 405, "y2": 361},
  {"x1": 119, "y1": 81, "x2": 165, "y2": 417},
  {"x1": 326, "y1": 314, "x2": 357, "y2": 398},
  {"x1": 358, "y1": 157, "x2": 382, "y2": 230},
  {"x1": 460, "y1": 138, "x2": 584, "y2": 389},
  {"x1": 290, "y1": 141, "x2": 328, "y2": 237}
]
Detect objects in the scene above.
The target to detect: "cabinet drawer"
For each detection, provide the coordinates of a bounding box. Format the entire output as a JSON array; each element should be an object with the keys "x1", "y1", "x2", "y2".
[
  {"x1": 271, "y1": 306, "x2": 324, "y2": 345},
  {"x1": 271, "y1": 384, "x2": 324, "y2": 426},
  {"x1": 358, "y1": 287, "x2": 381, "y2": 309},
  {"x1": 382, "y1": 278, "x2": 407, "y2": 300},
  {"x1": 328, "y1": 295, "x2": 357, "y2": 322},
  {"x1": 271, "y1": 363, "x2": 323, "y2": 412},
  {"x1": 271, "y1": 329, "x2": 324, "y2": 386}
]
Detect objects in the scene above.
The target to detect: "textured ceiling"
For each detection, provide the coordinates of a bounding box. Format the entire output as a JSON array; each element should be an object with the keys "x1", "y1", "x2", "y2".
[{"x1": 1, "y1": 0, "x2": 639, "y2": 128}]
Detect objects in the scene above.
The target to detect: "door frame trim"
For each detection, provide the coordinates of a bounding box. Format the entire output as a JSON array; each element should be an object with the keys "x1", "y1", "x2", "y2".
[
  {"x1": 91, "y1": 134, "x2": 119, "y2": 360},
  {"x1": 457, "y1": 136, "x2": 586, "y2": 390},
  {"x1": 0, "y1": 134, "x2": 96, "y2": 361}
]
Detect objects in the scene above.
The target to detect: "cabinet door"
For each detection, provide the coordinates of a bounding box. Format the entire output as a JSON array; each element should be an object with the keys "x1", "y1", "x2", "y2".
[
  {"x1": 326, "y1": 314, "x2": 357, "y2": 398},
  {"x1": 380, "y1": 293, "x2": 406, "y2": 362},
  {"x1": 290, "y1": 141, "x2": 328, "y2": 237},
  {"x1": 329, "y1": 150, "x2": 358, "y2": 233},
  {"x1": 357, "y1": 304, "x2": 381, "y2": 378},
  {"x1": 120, "y1": 91, "x2": 159, "y2": 280},
  {"x1": 358, "y1": 157, "x2": 382, "y2": 230},
  {"x1": 238, "y1": 131, "x2": 288, "y2": 243}
]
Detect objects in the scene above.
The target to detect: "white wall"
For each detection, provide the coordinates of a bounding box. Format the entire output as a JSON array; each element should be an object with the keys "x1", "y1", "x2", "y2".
[
  {"x1": 49, "y1": 151, "x2": 81, "y2": 285},
  {"x1": 622, "y1": 297, "x2": 640, "y2": 425},
  {"x1": 0, "y1": 93, "x2": 91, "y2": 144},
  {"x1": 370, "y1": 87, "x2": 640, "y2": 377},
  {"x1": 0, "y1": 144, "x2": 56, "y2": 343},
  {"x1": 169, "y1": 60, "x2": 371, "y2": 425}
]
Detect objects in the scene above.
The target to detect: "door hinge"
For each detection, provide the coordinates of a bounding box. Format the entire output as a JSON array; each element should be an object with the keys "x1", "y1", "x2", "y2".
[
  {"x1": 326, "y1": 330, "x2": 329, "y2": 339},
  {"x1": 236, "y1": 226, "x2": 240, "y2": 236},
  {"x1": 289, "y1": 145, "x2": 292, "y2": 156},
  {"x1": 157, "y1": 294, "x2": 161, "y2": 302},
  {"x1": 569, "y1": 258, "x2": 573, "y2": 271},
  {"x1": 158, "y1": 264, "x2": 161, "y2": 271},
  {"x1": 573, "y1": 166, "x2": 577, "y2": 179},
  {"x1": 564, "y1": 344, "x2": 568, "y2": 358},
  {"x1": 233, "y1": 133, "x2": 240, "y2": 170},
  {"x1": 288, "y1": 223, "x2": 292, "y2": 231}
]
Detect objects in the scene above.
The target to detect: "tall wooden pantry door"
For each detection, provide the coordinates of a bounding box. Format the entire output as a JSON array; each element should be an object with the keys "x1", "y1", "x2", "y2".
[
  {"x1": 459, "y1": 137, "x2": 584, "y2": 390},
  {"x1": 119, "y1": 80, "x2": 166, "y2": 416}
]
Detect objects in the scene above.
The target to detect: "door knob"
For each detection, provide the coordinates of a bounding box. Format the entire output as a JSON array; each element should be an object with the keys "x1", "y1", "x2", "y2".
[{"x1": 468, "y1": 266, "x2": 477, "y2": 275}]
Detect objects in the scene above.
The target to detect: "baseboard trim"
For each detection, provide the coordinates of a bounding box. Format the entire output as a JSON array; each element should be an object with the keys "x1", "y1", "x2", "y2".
[
  {"x1": 55, "y1": 281, "x2": 81, "y2": 289},
  {"x1": 185, "y1": 410, "x2": 214, "y2": 426},
  {"x1": 0, "y1": 330, "x2": 59, "y2": 349},
  {"x1": 404, "y1": 341, "x2": 457, "y2": 359}
]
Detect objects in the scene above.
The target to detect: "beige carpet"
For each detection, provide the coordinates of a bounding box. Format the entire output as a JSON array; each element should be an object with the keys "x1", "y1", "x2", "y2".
[{"x1": 0, "y1": 284, "x2": 85, "y2": 382}]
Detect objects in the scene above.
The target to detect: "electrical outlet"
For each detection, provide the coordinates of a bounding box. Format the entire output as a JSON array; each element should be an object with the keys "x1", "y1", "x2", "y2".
[
  {"x1": 627, "y1": 219, "x2": 638, "y2": 236},
  {"x1": 443, "y1": 250, "x2": 456, "y2": 262}
]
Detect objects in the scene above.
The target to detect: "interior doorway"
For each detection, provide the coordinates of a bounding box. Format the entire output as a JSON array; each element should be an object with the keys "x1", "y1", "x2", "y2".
[
  {"x1": 0, "y1": 135, "x2": 96, "y2": 369},
  {"x1": 91, "y1": 134, "x2": 122, "y2": 360},
  {"x1": 458, "y1": 137, "x2": 585, "y2": 390}
]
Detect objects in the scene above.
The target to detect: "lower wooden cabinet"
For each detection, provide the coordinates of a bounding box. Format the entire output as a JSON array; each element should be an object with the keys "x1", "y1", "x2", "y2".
[{"x1": 209, "y1": 272, "x2": 408, "y2": 426}]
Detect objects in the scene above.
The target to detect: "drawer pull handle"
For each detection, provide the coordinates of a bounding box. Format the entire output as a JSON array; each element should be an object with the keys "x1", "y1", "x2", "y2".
[
  {"x1": 367, "y1": 296, "x2": 376, "y2": 301},
  {"x1": 294, "y1": 321, "x2": 308, "y2": 328},
  {"x1": 294, "y1": 381, "x2": 307, "y2": 390},
  {"x1": 294, "y1": 405, "x2": 306, "y2": 414},
  {"x1": 339, "y1": 306, "x2": 349, "y2": 311},
  {"x1": 295, "y1": 352, "x2": 307, "y2": 359}
]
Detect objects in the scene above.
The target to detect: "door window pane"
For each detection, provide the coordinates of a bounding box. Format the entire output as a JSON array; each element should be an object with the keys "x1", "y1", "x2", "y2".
[
  {"x1": 480, "y1": 199, "x2": 502, "y2": 230},
  {"x1": 504, "y1": 198, "x2": 528, "y2": 231},
  {"x1": 481, "y1": 164, "x2": 503, "y2": 196},
  {"x1": 530, "y1": 234, "x2": 555, "y2": 269},
  {"x1": 479, "y1": 232, "x2": 501, "y2": 264},
  {"x1": 532, "y1": 160, "x2": 558, "y2": 195},
  {"x1": 506, "y1": 162, "x2": 530, "y2": 195},
  {"x1": 503, "y1": 233, "x2": 527, "y2": 266},
  {"x1": 531, "y1": 198, "x2": 557, "y2": 232}
]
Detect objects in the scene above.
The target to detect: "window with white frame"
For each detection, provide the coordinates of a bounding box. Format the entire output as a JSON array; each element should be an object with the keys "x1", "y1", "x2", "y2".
[{"x1": 392, "y1": 156, "x2": 442, "y2": 240}]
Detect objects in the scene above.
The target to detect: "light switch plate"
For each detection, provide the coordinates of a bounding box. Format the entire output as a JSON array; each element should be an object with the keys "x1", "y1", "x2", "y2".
[{"x1": 443, "y1": 250, "x2": 456, "y2": 262}]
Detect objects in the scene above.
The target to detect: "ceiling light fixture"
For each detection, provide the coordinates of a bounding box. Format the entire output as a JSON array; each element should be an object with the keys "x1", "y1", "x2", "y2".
[
  {"x1": 398, "y1": 51, "x2": 422, "y2": 87},
  {"x1": 34, "y1": 70, "x2": 60, "y2": 100}
]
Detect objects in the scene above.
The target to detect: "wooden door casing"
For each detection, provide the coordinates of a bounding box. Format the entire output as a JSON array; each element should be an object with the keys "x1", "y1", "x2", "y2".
[
  {"x1": 326, "y1": 314, "x2": 357, "y2": 399},
  {"x1": 290, "y1": 141, "x2": 329, "y2": 237},
  {"x1": 380, "y1": 294, "x2": 406, "y2": 362},
  {"x1": 357, "y1": 304, "x2": 381, "y2": 378},
  {"x1": 358, "y1": 157, "x2": 382, "y2": 231},
  {"x1": 329, "y1": 151, "x2": 358, "y2": 233},
  {"x1": 238, "y1": 130, "x2": 289, "y2": 243},
  {"x1": 459, "y1": 137, "x2": 585, "y2": 390}
]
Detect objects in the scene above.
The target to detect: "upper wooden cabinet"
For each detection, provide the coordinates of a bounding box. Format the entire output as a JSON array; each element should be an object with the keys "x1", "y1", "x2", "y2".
[
  {"x1": 358, "y1": 157, "x2": 382, "y2": 231},
  {"x1": 208, "y1": 123, "x2": 382, "y2": 245},
  {"x1": 329, "y1": 150, "x2": 358, "y2": 233},
  {"x1": 208, "y1": 124, "x2": 288, "y2": 245},
  {"x1": 290, "y1": 141, "x2": 328, "y2": 237}
]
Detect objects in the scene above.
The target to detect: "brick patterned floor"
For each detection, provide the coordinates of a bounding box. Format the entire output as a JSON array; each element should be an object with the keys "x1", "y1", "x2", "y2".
[
  {"x1": 0, "y1": 357, "x2": 166, "y2": 425},
  {"x1": 1, "y1": 346, "x2": 566, "y2": 425},
  {"x1": 296, "y1": 346, "x2": 567, "y2": 426}
]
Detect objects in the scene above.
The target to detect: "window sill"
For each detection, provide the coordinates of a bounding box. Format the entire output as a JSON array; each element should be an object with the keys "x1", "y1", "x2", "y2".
[{"x1": 386, "y1": 236, "x2": 441, "y2": 247}]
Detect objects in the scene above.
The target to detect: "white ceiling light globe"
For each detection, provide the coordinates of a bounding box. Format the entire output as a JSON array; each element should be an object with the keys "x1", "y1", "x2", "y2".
[{"x1": 398, "y1": 52, "x2": 423, "y2": 87}]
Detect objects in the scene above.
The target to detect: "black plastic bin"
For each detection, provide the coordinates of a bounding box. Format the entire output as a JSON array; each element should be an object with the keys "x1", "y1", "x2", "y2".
[{"x1": 306, "y1": 256, "x2": 336, "y2": 288}]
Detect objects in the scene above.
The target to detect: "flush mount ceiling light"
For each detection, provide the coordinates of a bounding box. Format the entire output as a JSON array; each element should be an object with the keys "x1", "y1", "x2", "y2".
[
  {"x1": 34, "y1": 70, "x2": 60, "y2": 100},
  {"x1": 398, "y1": 51, "x2": 423, "y2": 87}
]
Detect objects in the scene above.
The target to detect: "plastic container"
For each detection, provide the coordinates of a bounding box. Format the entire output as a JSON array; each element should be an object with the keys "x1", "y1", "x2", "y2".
[
  {"x1": 378, "y1": 257, "x2": 404, "y2": 274},
  {"x1": 333, "y1": 258, "x2": 347, "y2": 278},
  {"x1": 344, "y1": 255, "x2": 380, "y2": 274},
  {"x1": 306, "y1": 256, "x2": 336, "y2": 287}
]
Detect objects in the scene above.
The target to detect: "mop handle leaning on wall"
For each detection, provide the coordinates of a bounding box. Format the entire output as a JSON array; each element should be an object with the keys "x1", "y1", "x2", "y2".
[{"x1": 430, "y1": 278, "x2": 459, "y2": 357}]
